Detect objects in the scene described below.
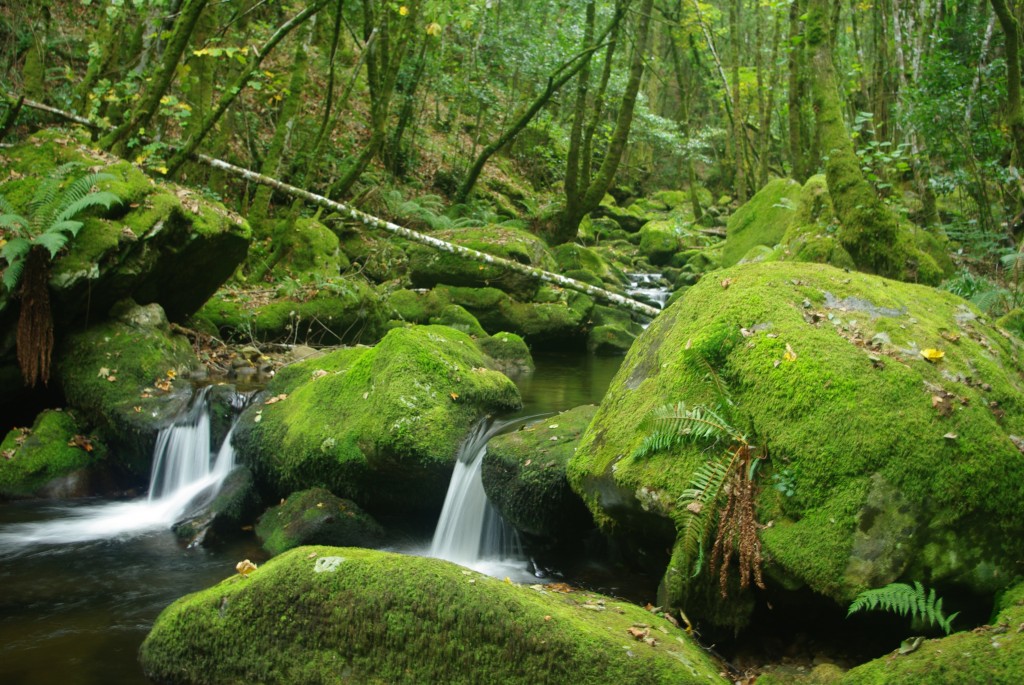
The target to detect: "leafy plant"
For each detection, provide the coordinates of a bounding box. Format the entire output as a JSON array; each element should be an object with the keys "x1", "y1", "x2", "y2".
[
  {"x1": 848, "y1": 581, "x2": 959, "y2": 635},
  {"x1": 633, "y1": 348, "x2": 765, "y2": 597},
  {"x1": 0, "y1": 163, "x2": 121, "y2": 385}
]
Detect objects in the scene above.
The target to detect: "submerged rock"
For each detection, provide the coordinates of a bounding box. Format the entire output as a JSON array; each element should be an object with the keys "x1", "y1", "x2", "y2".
[
  {"x1": 569, "y1": 261, "x2": 1024, "y2": 629},
  {"x1": 482, "y1": 405, "x2": 597, "y2": 540},
  {"x1": 233, "y1": 325, "x2": 521, "y2": 513},
  {"x1": 255, "y1": 487, "x2": 384, "y2": 555},
  {"x1": 139, "y1": 546, "x2": 725, "y2": 685}
]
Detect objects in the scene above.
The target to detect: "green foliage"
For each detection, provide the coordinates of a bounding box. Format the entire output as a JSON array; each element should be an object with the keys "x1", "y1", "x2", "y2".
[
  {"x1": 848, "y1": 581, "x2": 959, "y2": 635},
  {"x1": 0, "y1": 163, "x2": 121, "y2": 290},
  {"x1": 632, "y1": 401, "x2": 736, "y2": 458}
]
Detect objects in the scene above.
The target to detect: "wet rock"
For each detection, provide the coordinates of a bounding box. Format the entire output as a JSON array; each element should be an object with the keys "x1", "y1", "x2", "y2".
[{"x1": 255, "y1": 487, "x2": 384, "y2": 555}]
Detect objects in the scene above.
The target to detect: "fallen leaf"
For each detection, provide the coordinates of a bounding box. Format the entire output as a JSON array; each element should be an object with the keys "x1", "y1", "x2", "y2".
[
  {"x1": 524, "y1": 459, "x2": 532, "y2": 466},
  {"x1": 133, "y1": 405, "x2": 142, "y2": 413},
  {"x1": 1, "y1": 449, "x2": 14, "y2": 460},
  {"x1": 943, "y1": 432, "x2": 958, "y2": 440},
  {"x1": 544, "y1": 615, "x2": 552, "y2": 622},
  {"x1": 235, "y1": 559, "x2": 258, "y2": 577},
  {"x1": 450, "y1": 392, "x2": 459, "y2": 401},
  {"x1": 312, "y1": 369, "x2": 328, "y2": 380},
  {"x1": 721, "y1": 278, "x2": 733, "y2": 289},
  {"x1": 107, "y1": 375, "x2": 117, "y2": 382},
  {"x1": 264, "y1": 393, "x2": 288, "y2": 405},
  {"x1": 920, "y1": 348, "x2": 945, "y2": 362},
  {"x1": 627, "y1": 626, "x2": 649, "y2": 640},
  {"x1": 97, "y1": 367, "x2": 110, "y2": 378},
  {"x1": 686, "y1": 501, "x2": 702, "y2": 514},
  {"x1": 783, "y1": 343, "x2": 797, "y2": 362},
  {"x1": 548, "y1": 424, "x2": 559, "y2": 429}
]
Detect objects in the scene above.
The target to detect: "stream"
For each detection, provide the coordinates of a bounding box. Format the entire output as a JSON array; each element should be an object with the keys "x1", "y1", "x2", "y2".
[{"x1": 0, "y1": 352, "x2": 622, "y2": 685}]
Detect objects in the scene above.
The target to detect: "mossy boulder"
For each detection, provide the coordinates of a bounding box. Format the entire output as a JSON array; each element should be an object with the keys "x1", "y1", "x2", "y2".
[
  {"x1": 551, "y1": 243, "x2": 627, "y2": 286},
  {"x1": 443, "y1": 285, "x2": 593, "y2": 348},
  {"x1": 255, "y1": 486, "x2": 385, "y2": 555},
  {"x1": 139, "y1": 546, "x2": 725, "y2": 685},
  {"x1": 0, "y1": 409, "x2": 107, "y2": 499},
  {"x1": 232, "y1": 325, "x2": 521, "y2": 513},
  {"x1": 386, "y1": 287, "x2": 451, "y2": 324},
  {"x1": 476, "y1": 331, "x2": 535, "y2": 375},
  {"x1": 0, "y1": 129, "x2": 249, "y2": 328},
  {"x1": 638, "y1": 220, "x2": 685, "y2": 266},
  {"x1": 592, "y1": 200, "x2": 650, "y2": 233},
  {"x1": 569, "y1": 261, "x2": 1024, "y2": 629},
  {"x1": 58, "y1": 301, "x2": 197, "y2": 474},
  {"x1": 586, "y1": 304, "x2": 644, "y2": 356},
  {"x1": 577, "y1": 215, "x2": 628, "y2": 244},
  {"x1": 482, "y1": 405, "x2": 597, "y2": 539},
  {"x1": 406, "y1": 225, "x2": 556, "y2": 300},
  {"x1": 721, "y1": 178, "x2": 802, "y2": 267},
  {"x1": 430, "y1": 304, "x2": 487, "y2": 338},
  {"x1": 267, "y1": 217, "x2": 350, "y2": 282},
  {"x1": 194, "y1": 277, "x2": 388, "y2": 346}
]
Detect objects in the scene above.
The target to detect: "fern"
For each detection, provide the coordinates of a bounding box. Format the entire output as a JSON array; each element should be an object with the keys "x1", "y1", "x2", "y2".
[
  {"x1": 677, "y1": 450, "x2": 733, "y2": 576},
  {"x1": 848, "y1": 581, "x2": 959, "y2": 635}
]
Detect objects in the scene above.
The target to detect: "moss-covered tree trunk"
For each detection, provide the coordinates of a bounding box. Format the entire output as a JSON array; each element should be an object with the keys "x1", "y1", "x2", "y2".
[
  {"x1": 555, "y1": 0, "x2": 654, "y2": 244},
  {"x1": 787, "y1": 0, "x2": 809, "y2": 182},
  {"x1": 807, "y1": 0, "x2": 902, "y2": 277},
  {"x1": 991, "y1": 0, "x2": 1024, "y2": 169},
  {"x1": 99, "y1": 0, "x2": 208, "y2": 154}
]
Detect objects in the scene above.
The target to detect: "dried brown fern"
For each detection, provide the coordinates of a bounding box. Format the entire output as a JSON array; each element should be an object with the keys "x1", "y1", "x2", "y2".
[{"x1": 709, "y1": 444, "x2": 765, "y2": 597}]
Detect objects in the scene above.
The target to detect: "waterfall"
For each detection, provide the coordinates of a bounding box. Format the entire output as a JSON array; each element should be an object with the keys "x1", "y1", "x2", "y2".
[
  {"x1": 626, "y1": 272, "x2": 671, "y2": 310},
  {"x1": 429, "y1": 418, "x2": 523, "y2": 567},
  {"x1": 0, "y1": 387, "x2": 244, "y2": 552}
]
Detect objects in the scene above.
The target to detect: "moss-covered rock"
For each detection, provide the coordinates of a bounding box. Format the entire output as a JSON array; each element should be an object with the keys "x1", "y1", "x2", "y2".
[
  {"x1": 193, "y1": 277, "x2": 388, "y2": 346},
  {"x1": 139, "y1": 546, "x2": 725, "y2": 685},
  {"x1": 0, "y1": 129, "x2": 249, "y2": 326},
  {"x1": 267, "y1": 217, "x2": 350, "y2": 282},
  {"x1": 577, "y1": 215, "x2": 629, "y2": 245},
  {"x1": 430, "y1": 304, "x2": 488, "y2": 338},
  {"x1": 722, "y1": 178, "x2": 803, "y2": 267},
  {"x1": 443, "y1": 285, "x2": 594, "y2": 348},
  {"x1": 406, "y1": 225, "x2": 556, "y2": 300},
  {"x1": 58, "y1": 301, "x2": 197, "y2": 474},
  {"x1": 569, "y1": 261, "x2": 1024, "y2": 629},
  {"x1": 476, "y1": 331, "x2": 535, "y2": 375},
  {"x1": 387, "y1": 287, "x2": 451, "y2": 324},
  {"x1": 0, "y1": 409, "x2": 107, "y2": 499},
  {"x1": 638, "y1": 220, "x2": 684, "y2": 266},
  {"x1": 233, "y1": 325, "x2": 521, "y2": 513},
  {"x1": 551, "y1": 243, "x2": 626, "y2": 286},
  {"x1": 482, "y1": 405, "x2": 597, "y2": 539},
  {"x1": 255, "y1": 486, "x2": 385, "y2": 555}
]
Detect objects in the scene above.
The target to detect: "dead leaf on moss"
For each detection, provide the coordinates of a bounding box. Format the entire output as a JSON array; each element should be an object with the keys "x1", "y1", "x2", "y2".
[
  {"x1": 921, "y1": 348, "x2": 945, "y2": 362},
  {"x1": 264, "y1": 394, "x2": 288, "y2": 405},
  {"x1": 67, "y1": 435, "x2": 94, "y2": 452},
  {"x1": 783, "y1": 343, "x2": 797, "y2": 362}
]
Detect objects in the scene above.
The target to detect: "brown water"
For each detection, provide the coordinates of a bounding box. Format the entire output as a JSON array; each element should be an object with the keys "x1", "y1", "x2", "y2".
[{"x1": 0, "y1": 353, "x2": 622, "y2": 685}]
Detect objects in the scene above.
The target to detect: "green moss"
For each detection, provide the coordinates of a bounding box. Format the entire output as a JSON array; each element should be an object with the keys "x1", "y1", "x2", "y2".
[
  {"x1": 58, "y1": 304, "x2": 197, "y2": 472},
  {"x1": 256, "y1": 487, "x2": 384, "y2": 555},
  {"x1": 569, "y1": 261, "x2": 1024, "y2": 627},
  {"x1": 0, "y1": 410, "x2": 106, "y2": 498},
  {"x1": 387, "y1": 288, "x2": 451, "y2": 324},
  {"x1": 195, "y1": 279, "x2": 388, "y2": 346},
  {"x1": 550, "y1": 243, "x2": 625, "y2": 285},
  {"x1": 639, "y1": 220, "x2": 683, "y2": 266},
  {"x1": 139, "y1": 546, "x2": 726, "y2": 685},
  {"x1": 269, "y1": 217, "x2": 350, "y2": 282},
  {"x1": 587, "y1": 324, "x2": 637, "y2": 355},
  {"x1": 406, "y1": 225, "x2": 556, "y2": 300},
  {"x1": 722, "y1": 178, "x2": 803, "y2": 267},
  {"x1": 430, "y1": 304, "x2": 487, "y2": 338},
  {"x1": 483, "y1": 406, "x2": 597, "y2": 538},
  {"x1": 839, "y1": 581, "x2": 1024, "y2": 684},
  {"x1": 233, "y1": 325, "x2": 521, "y2": 511},
  {"x1": 476, "y1": 331, "x2": 534, "y2": 374}
]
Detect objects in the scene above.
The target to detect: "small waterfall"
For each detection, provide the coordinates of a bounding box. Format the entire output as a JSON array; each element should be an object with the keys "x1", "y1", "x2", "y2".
[
  {"x1": 626, "y1": 272, "x2": 671, "y2": 310},
  {"x1": 429, "y1": 418, "x2": 523, "y2": 567},
  {"x1": 0, "y1": 387, "x2": 245, "y2": 552}
]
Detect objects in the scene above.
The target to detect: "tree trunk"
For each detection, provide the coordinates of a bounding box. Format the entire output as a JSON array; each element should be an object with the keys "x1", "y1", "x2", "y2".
[
  {"x1": 807, "y1": 0, "x2": 902, "y2": 277},
  {"x1": 991, "y1": 0, "x2": 1024, "y2": 168},
  {"x1": 555, "y1": 0, "x2": 655, "y2": 244},
  {"x1": 99, "y1": 0, "x2": 208, "y2": 153}
]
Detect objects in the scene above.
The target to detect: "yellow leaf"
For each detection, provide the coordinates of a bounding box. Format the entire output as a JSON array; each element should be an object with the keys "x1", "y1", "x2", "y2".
[
  {"x1": 450, "y1": 392, "x2": 459, "y2": 401},
  {"x1": 235, "y1": 559, "x2": 258, "y2": 576},
  {"x1": 783, "y1": 343, "x2": 797, "y2": 362},
  {"x1": 166, "y1": 369, "x2": 176, "y2": 379},
  {"x1": 426, "y1": 22, "x2": 442, "y2": 36},
  {"x1": 399, "y1": 5, "x2": 409, "y2": 15},
  {"x1": 920, "y1": 348, "x2": 945, "y2": 362},
  {"x1": 155, "y1": 166, "x2": 169, "y2": 175}
]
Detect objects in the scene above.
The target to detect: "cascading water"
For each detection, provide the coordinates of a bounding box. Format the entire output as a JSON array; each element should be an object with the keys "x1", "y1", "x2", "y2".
[
  {"x1": 0, "y1": 387, "x2": 244, "y2": 553},
  {"x1": 626, "y1": 272, "x2": 671, "y2": 310},
  {"x1": 429, "y1": 417, "x2": 524, "y2": 570}
]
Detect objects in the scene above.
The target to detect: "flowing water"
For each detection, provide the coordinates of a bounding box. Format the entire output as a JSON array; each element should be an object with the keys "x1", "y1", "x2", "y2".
[
  {"x1": 625, "y1": 272, "x2": 671, "y2": 310},
  {"x1": 0, "y1": 354, "x2": 621, "y2": 684}
]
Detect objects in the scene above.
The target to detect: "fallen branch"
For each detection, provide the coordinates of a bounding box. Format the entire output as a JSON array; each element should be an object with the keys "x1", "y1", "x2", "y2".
[{"x1": 8, "y1": 95, "x2": 663, "y2": 318}]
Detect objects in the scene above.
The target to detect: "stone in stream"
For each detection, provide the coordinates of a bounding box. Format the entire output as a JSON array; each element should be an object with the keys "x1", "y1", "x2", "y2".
[
  {"x1": 481, "y1": 405, "x2": 597, "y2": 541},
  {"x1": 254, "y1": 486, "x2": 384, "y2": 555},
  {"x1": 232, "y1": 324, "x2": 522, "y2": 514},
  {"x1": 569, "y1": 261, "x2": 1024, "y2": 632},
  {"x1": 139, "y1": 546, "x2": 726, "y2": 685}
]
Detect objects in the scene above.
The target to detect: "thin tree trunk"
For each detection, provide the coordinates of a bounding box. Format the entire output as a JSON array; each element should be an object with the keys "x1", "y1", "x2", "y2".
[
  {"x1": 165, "y1": 1, "x2": 327, "y2": 177},
  {"x1": 100, "y1": 0, "x2": 208, "y2": 153},
  {"x1": 991, "y1": 0, "x2": 1024, "y2": 167}
]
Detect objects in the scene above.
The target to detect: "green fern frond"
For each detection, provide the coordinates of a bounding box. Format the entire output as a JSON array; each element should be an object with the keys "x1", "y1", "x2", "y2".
[
  {"x1": 634, "y1": 402, "x2": 740, "y2": 458},
  {"x1": 1, "y1": 237, "x2": 31, "y2": 291},
  {"x1": 53, "y1": 190, "x2": 120, "y2": 225},
  {"x1": 677, "y1": 451, "x2": 733, "y2": 576},
  {"x1": 0, "y1": 212, "x2": 30, "y2": 234},
  {"x1": 33, "y1": 230, "x2": 73, "y2": 259},
  {"x1": 686, "y1": 351, "x2": 732, "y2": 407},
  {"x1": 847, "y1": 581, "x2": 958, "y2": 634}
]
